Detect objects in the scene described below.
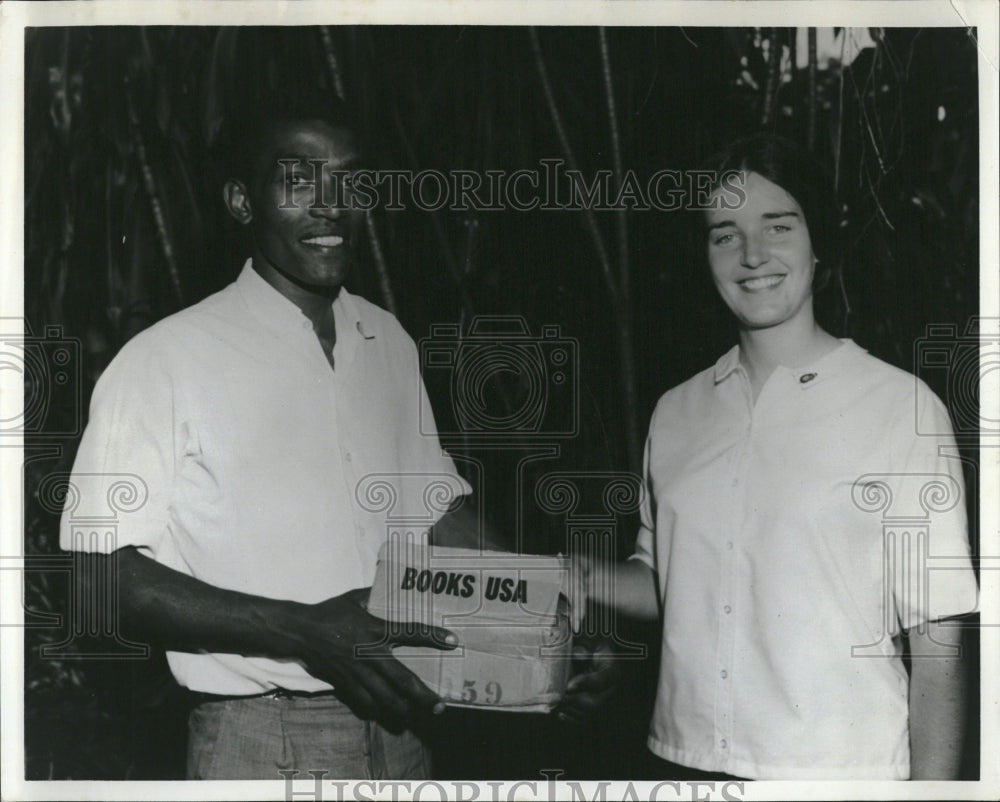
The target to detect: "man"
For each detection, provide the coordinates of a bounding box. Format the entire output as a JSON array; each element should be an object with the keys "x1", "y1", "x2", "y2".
[{"x1": 60, "y1": 93, "x2": 482, "y2": 780}]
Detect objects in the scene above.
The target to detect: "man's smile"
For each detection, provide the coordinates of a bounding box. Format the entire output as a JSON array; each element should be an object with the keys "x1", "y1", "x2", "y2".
[{"x1": 301, "y1": 234, "x2": 346, "y2": 249}]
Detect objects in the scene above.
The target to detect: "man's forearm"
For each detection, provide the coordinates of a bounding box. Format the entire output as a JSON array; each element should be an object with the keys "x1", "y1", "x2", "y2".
[
  {"x1": 104, "y1": 546, "x2": 309, "y2": 660},
  {"x1": 98, "y1": 546, "x2": 457, "y2": 723},
  {"x1": 109, "y1": 497, "x2": 492, "y2": 658},
  {"x1": 908, "y1": 619, "x2": 969, "y2": 780}
]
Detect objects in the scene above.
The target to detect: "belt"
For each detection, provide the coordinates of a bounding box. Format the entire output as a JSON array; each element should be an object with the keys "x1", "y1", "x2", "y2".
[{"x1": 189, "y1": 688, "x2": 340, "y2": 705}]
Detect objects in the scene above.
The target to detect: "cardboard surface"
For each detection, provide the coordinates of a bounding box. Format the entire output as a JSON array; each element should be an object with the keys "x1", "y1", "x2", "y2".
[{"x1": 367, "y1": 542, "x2": 572, "y2": 712}]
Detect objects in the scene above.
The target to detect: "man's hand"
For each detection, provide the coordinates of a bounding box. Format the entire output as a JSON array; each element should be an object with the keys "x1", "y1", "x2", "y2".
[
  {"x1": 293, "y1": 587, "x2": 458, "y2": 729},
  {"x1": 554, "y1": 636, "x2": 621, "y2": 724}
]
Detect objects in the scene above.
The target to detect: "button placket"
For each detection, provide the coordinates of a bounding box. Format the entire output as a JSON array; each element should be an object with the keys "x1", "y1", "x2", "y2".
[
  {"x1": 296, "y1": 319, "x2": 331, "y2": 378},
  {"x1": 716, "y1": 528, "x2": 737, "y2": 755},
  {"x1": 326, "y1": 367, "x2": 368, "y2": 568},
  {"x1": 716, "y1": 374, "x2": 751, "y2": 759}
]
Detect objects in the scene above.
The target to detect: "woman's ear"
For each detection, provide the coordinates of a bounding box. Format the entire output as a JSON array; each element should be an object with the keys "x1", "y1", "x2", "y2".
[{"x1": 223, "y1": 179, "x2": 253, "y2": 225}]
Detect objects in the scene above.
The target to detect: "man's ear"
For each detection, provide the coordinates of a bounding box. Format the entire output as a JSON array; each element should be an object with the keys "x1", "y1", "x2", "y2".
[{"x1": 223, "y1": 179, "x2": 253, "y2": 225}]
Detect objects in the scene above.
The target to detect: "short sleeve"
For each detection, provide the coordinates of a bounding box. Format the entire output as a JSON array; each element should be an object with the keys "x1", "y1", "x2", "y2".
[
  {"x1": 630, "y1": 408, "x2": 658, "y2": 571},
  {"x1": 59, "y1": 335, "x2": 180, "y2": 557},
  {"x1": 888, "y1": 384, "x2": 978, "y2": 629}
]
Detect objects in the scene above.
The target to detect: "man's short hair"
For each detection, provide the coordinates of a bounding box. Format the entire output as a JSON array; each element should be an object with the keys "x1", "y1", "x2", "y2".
[{"x1": 217, "y1": 87, "x2": 357, "y2": 187}]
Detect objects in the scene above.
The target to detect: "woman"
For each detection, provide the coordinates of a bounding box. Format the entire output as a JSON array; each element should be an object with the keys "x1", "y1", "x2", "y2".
[{"x1": 580, "y1": 134, "x2": 978, "y2": 780}]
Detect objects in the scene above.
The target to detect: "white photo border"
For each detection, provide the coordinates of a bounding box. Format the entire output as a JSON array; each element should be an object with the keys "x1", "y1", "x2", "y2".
[{"x1": 2, "y1": 2, "x2": 997, "y2": 800}]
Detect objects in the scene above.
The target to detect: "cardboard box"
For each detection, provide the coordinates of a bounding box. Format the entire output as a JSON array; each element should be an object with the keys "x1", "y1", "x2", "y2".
[{"x1": 367, "y1": 542, "x2": 572, "y2": 712}]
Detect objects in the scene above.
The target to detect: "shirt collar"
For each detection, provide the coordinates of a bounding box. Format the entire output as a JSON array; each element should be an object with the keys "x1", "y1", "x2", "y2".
[
  {"x1": 713, "y1": 339, "x2": 867, "y2": 386},
  {"x1": 713, "y1": 346, "x2": 741, "y2": 383},
  {"x1": 792, "y1": 339, "x2": 866, "y2": 388},
  {"x1": 332, "y1": 283, "x2": 376, "y2": 344},
  {"x1": 235, "y1": 259, "x2": 376, "y2": 346},
  {"x1": 331, "y1": 282, "x2": 375, "y2": 370}
]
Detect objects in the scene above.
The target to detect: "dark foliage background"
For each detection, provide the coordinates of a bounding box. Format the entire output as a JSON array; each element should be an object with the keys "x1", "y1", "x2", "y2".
[{"x1": 22, "y1": 25, "x2": 981, "y2": 780}]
